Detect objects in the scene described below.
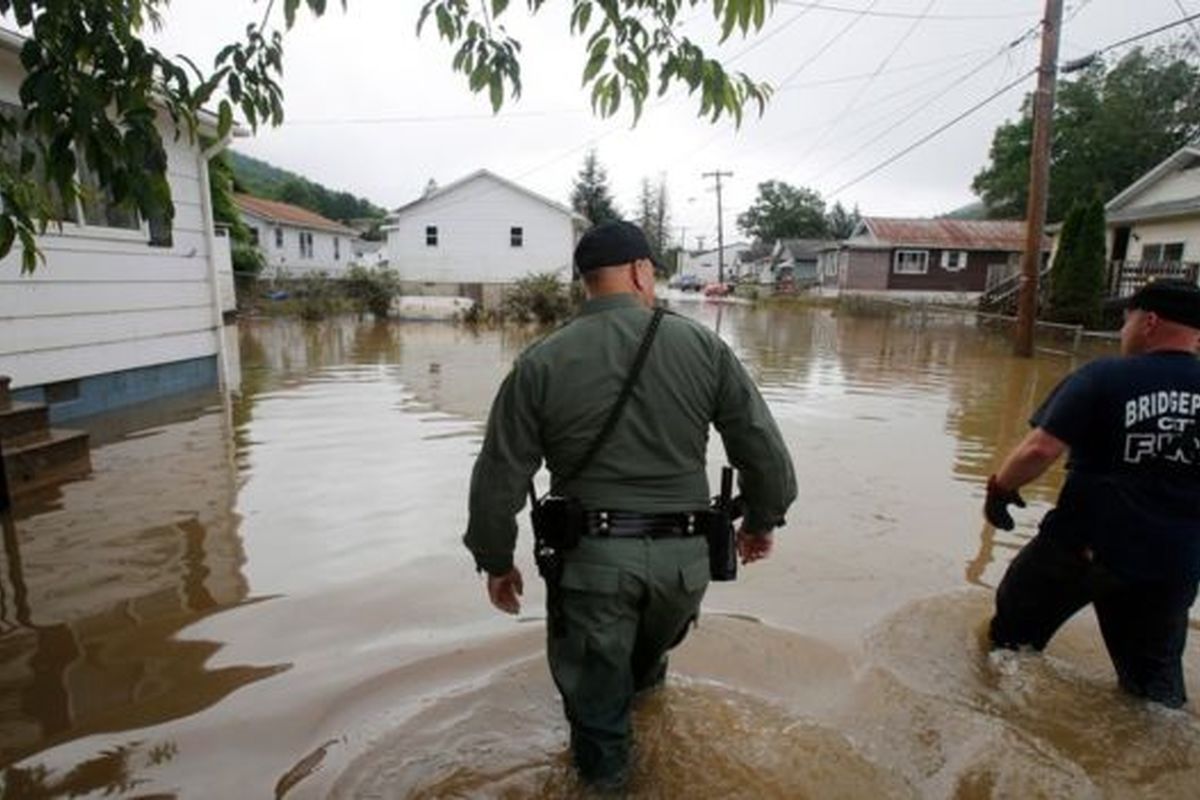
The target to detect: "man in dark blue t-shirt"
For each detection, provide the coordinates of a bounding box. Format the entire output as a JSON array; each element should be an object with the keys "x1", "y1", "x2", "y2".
[{"x1": 985, "y1": 279, "x2": 1200, "y2": 707}]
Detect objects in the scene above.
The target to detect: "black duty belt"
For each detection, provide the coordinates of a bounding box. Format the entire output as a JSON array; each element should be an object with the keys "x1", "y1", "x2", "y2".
[{"x1": 584, "y1": 510, "x2": 705, "y2": 539}]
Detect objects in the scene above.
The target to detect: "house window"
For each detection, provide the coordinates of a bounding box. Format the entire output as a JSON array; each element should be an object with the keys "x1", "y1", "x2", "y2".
[
  {"x1": 77, "y1": 160, "x2": 140, "y2": 230},
  {"x1": 426, "y1": 225, "x2": 438, "y2": 246},
  {"x1": 248, "y1": 227, "x2": 260, "y2": 246},
  {"x1": 1143, "y1": 242, "x2": 1186, "y2": 262},
  {"x1": 941, "y1": 250, "x2": 968, "y2": 271},
  {"x1": 274, "y1": 227, "x2": 284, "y2": 248},
  {"x1": 510, "y1": 226, "x2": 523, "y2": 247},
  {"x1": 893, "y1": 250, "x2": 929, "y2": 275},
  {"x1": 299, "y1": 231, "x2": 314, "y2": 258},
  {"x1": 333, "y1": 237, "x2": 340, "y2": 260}
]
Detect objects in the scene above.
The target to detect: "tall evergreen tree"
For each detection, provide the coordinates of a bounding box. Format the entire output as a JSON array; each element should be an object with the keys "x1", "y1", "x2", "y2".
[
  {"x1": 571, "y1": 150, "x2": 621, "y2": 226},
  {"x1": 1047, "y1": 197, "x2": 1107, "y2": 326},
  {"x1": 635, "y1": 174, "x2": 671, "y2": 273},
  {"x1": 825, "y1": 201, "x2": 861, "y2": 239}
]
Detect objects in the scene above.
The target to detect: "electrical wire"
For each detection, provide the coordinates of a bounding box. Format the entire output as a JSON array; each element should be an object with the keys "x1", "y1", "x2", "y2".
[
  {"x1": 775, "y1": 0, "x2": 1040, "y2": 22},
  {"x1": 776, "y1": 0, "x2": 884, "y2": 89},
  {"x1": 827, "y1": 67, "x2": 1037, "y2": 197}
]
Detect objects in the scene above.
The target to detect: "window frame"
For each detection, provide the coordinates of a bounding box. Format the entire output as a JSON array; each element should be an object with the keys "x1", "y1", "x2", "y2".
[
  {"x1": 333, "y1": 236, "x2": 340, "y2": 260},
  {"x1": 426, "y1": 225, "x2": 438, "y2": 247},
  {"x1": 510, "y1": 226, "x2": 524, "y2": 248},
  {"x1": 940, "y1": 250, "x2": 968, "y2": 272},
  {"x1": 893, "y1": 249, "x2": 930, "y2": 275},
  {"x1": 0, "y1": 101, "x2": 156, "y2": 242},
  {"x1": 274, "y1": 227, "x2": 284, "y2": 248},
  {"x1": 1143, "y1": 242, "x2": 1186, "y2": 262}
]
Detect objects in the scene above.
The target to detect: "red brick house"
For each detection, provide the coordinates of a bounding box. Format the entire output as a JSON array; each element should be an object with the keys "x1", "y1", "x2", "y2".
[{"x1": 835, "y1": 218, "x2": 1043, "y2": 300}]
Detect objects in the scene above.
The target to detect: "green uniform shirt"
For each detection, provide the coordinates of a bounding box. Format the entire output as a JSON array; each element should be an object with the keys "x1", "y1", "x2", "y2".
[{"x1": 464, "y1": 292, "x2": 797, "y2": 575}]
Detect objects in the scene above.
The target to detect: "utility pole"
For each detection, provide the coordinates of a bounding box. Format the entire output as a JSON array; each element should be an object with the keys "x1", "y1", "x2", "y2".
[
  {"x1": 702, "y1": 170, "x2": 733, "y2": 284},
  {"x1": 1014, "y1": 0, "x2": 1064, "y2": 357}
]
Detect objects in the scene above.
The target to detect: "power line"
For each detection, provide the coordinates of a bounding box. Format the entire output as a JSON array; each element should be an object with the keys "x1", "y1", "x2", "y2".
[
  {"x1": 1171, "y1": 0, "x2": 1200, "y2": 49},
  {"x1": 775, "y1": 45, "x2": 998, "y2": 90},
  {"x1": 776, "y1": 0, "x2": 1038, "y2": 22},
  {"x1": 804, "y1": 22, "x2": 1040, "y2": 183},
  {"x1": 1093, "y1": 9, "x2": 1200, "y2": 55},
  {"x1": 828, "y1": 68, "x2": 1037, "y2": 197},
  {"x1": 776, "y1": 0, "x2": 884, "y2": 88},
  {"x1": 786, "y1": 0, "x2": 939, "y2": 170}
]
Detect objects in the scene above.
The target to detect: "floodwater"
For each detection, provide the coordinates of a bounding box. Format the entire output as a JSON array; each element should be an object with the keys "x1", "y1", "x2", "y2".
[{"x1": 1, "y1": 298, "x2": 1198, "y2": 799}]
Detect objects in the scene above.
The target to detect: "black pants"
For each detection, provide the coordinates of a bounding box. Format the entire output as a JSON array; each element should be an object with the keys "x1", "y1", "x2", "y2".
[{"x1": 990, "y1": 532, "x2": 1198, "y2": 708}]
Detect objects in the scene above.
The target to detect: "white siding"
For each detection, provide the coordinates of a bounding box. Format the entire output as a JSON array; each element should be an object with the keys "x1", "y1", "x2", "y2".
[
  {"x1": 1127, "y1": 218, "x2": 1200, "y2": 262},
  {"x1": 680, "y1": 242, "x2": 751, "y2": 284},
  {"x1": 386, "y1": 174, "x2": 575, "y2": 284},
  {"x1": 241, "y1": 211, "x2": 351, "y2": 277},
  {"x1": 1128, "y1": 163, "x2": 1200, "y2": 208},
  {"x1": 0, "y1": 46, "x2": 222, "y2": 390}
]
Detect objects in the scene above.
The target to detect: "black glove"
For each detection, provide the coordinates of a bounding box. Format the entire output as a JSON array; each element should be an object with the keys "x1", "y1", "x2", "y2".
[{"x1": 984, "y1": 475, "x2": 1025, "y2": 531}]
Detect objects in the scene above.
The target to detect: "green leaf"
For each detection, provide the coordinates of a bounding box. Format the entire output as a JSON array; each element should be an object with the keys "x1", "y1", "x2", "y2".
[
  {"x1": 284, "y1": 0, "x2": 301, "y2": 28},
  {"x1": 582, "y1": 47, "x2": 607, "y2": 85},
  {"x1": 578, "y1": 2, "x2": 592, "y2": 33},
  {"x1": 492, "y1": 0, "x2": 509, "y2": 17},
  {"x1": 488, "y1": 73, "x2": 504, "y2": 112},
  {"x1": 0, "y1": 215, "x2": 14, "y2": 260},
  {"x1": 217, "y1": 100, "x2": 233, "y2": 139}
]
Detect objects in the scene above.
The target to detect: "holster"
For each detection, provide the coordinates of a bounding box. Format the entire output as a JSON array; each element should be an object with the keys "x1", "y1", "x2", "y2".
[
  {"x1": 530, "y1": 494, "x2": 585, "y2": 637},
  {"x1": 706, "y1": 469, "x2": 745, "y2": 582}
]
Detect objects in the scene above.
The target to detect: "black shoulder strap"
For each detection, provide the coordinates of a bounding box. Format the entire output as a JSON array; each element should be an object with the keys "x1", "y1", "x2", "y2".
[{"x1": 529, "y1": 306, "x2": 665, "y2": 500}]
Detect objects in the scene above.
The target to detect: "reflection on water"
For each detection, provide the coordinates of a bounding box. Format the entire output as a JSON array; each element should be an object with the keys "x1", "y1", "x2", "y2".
[{"x1": 2, "y1": 301, "x2": 1196, "y2": 798}]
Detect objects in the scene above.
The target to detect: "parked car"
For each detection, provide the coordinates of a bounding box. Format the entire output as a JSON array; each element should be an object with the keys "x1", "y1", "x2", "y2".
[
  {"x1": 672, "y1": 274, "x2": 703, "y2": 292},
  {"x1": 703, "y1": 282, "x2": 731, "y2": 297}
]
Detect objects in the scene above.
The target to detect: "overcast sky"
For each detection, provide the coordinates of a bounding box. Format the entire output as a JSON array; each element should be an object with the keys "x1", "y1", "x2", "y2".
[{"x1": 137, "y1": 0, "x2": 1199, "y2": 249}]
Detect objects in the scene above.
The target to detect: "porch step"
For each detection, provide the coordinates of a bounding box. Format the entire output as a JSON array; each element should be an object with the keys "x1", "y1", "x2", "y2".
[
  {"x1": 2, "y1": 428, "x2": 92, "y2": 496},
  {"x1": 0, "y1": 401, "x2": 49, "y2": 440}
]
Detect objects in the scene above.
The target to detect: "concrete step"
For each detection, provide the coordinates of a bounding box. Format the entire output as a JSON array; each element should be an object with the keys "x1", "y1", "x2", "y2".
[
  {"x1": 2, "y1": 428, "x2": 91, "y2": 496},
  {"x1": 0, "y1": 401, "x2": 49, "y2": 441}
]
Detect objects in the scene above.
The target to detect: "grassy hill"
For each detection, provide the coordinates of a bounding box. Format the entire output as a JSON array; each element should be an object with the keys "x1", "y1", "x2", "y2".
[{"x1": 226, "y1": 150, "x2": 386, "y2": 224}]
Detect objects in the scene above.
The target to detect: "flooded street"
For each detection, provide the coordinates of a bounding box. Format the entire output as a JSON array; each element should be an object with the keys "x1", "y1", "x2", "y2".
[{"x1": 2, "y1": 299, "x2": 1198, "y2": 798}]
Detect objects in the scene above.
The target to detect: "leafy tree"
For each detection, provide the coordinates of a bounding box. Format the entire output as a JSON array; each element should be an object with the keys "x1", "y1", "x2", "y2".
[
  {"x1": 636, "y1": 174, "x2": 671, "y2": 273},
  {"x1": 737, "y1": 181, "x2": 830, "y2": 243},
  {"x1": 973, "y1": 42, "x2": 1200, "y2": 222},
  {"x1": 277, "y1": 178, "x2": 318, "y2": 210},
  {"x1": 0, "y1": 0, "x2": 776, "y2": 271},
  {"x1": 209, "y1": 151, "x2": 250, "y2": 246},
  {"x1": 1047, "y1": 196, "x2": 1106, "y2": 326},
  {"x1": 825, "y1": 201, "x2": 861, "y2": 239},
  {"x1": 572, "y1": 149, "x2": 621, "y2": 226}
]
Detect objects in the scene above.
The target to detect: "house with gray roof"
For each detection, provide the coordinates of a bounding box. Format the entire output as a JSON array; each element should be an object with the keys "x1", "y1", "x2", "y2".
[{"x1": 1105, "y1": 141, "x2": 1200, "y2": 294}]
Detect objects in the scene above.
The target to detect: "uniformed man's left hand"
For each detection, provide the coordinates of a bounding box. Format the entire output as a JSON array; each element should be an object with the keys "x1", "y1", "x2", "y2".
[
  {"x1": 487, "y1": 567, "x2": 524, "y2": 614},
  {"x1": 736, "y1": 526, "x2": 773, "y2": 564}
]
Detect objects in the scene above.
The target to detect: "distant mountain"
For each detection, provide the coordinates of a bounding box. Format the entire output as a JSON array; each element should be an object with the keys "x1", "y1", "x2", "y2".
[
  {"x1": 940, "y1": 200, "x2": 989, "y2": 220},
  {"x1": 226, "y1": 150, "x2": 386, "y2": 223}
]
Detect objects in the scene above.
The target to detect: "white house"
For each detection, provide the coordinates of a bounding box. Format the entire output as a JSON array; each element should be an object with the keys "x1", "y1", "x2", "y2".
[
  {"x1": 1105, "y1": 140, "x2": 1200, "y2": 293},
  {"x1": 385, "y1": 169, "x2": 585, "y2": 308},
  {"x1": 235, "y1": 194, "x2": 359, "y2": 278},
  {"x1": 678, "y1": 241, "x2": 752, "y2": 285},
  {"x1": 0, "y1": 28, "x2": 240, "y2": 422}
]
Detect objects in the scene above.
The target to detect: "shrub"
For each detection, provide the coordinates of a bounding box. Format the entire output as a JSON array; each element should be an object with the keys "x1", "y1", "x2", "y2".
[
  {"x1": 296, "y1": 271, "x2": 339, "y2": 321},
  {"x1": 344, "y1": 264, "x2": 401, "y2": 319},
  {"x1": 501, "y1": 272, "x2": 576, "y2": 324}
]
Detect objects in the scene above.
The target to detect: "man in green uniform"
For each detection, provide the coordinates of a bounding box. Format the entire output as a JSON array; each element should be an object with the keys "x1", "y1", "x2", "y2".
[{"x1": 464, "y1": 220, "x2": 796, "y2": 789}]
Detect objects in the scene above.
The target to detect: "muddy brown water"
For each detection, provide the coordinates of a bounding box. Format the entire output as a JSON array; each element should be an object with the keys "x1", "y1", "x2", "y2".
[{"x1": 1, "y1": 299, "x2": 1197, "y2": 799}]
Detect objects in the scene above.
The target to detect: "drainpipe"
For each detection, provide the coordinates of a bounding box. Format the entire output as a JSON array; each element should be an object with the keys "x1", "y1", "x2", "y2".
[{"x1": 199, "y1": 133, "x2": 235, "y2": 393}]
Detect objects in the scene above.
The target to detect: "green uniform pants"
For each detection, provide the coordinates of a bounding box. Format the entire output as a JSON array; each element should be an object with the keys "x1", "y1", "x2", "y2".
[{"x1": 547, "y1": 535, "x2": 710, "y2": 784}]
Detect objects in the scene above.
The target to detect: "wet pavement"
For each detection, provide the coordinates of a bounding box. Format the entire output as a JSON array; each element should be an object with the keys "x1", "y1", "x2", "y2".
[{"x1": 1, "y1": 299, "x2": 1197, "y2": 798}]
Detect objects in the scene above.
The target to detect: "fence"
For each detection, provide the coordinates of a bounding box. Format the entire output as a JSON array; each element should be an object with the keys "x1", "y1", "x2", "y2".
[{"x1": 1108, "y1": 260, "x2": 1200, "y2": 298}]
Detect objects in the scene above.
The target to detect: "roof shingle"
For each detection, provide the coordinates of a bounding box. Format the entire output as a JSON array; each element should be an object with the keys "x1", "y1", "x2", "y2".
[{"x1": 863, "y1": 217, "x2": 1043, "y2": 251}]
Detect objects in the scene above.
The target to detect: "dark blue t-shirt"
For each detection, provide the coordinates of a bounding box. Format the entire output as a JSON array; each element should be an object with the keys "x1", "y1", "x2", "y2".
[{"x1": 1032, "y1": 351, "x2": 1200, "y2": 582}]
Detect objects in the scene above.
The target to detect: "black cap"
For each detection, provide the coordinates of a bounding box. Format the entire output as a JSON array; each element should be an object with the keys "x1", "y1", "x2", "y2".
[
  {"x1": 574, "y1": 220, "x2": 659, "y2": 274},
  {"x1": 1117, "y1": 278, "x2": 1200, "y2": 329}
]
